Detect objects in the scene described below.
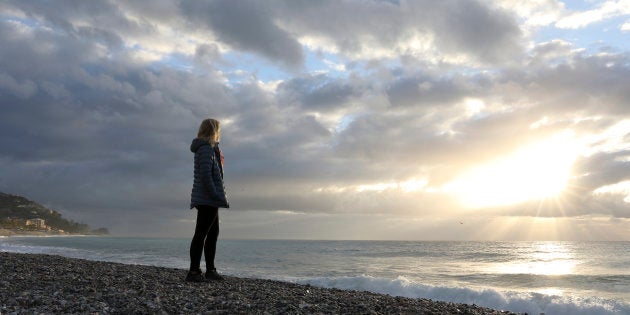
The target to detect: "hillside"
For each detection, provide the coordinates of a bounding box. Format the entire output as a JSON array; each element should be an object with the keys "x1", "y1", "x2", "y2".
[{"x1": 0, "y1": 192, "x2": 108, "y2": 235}]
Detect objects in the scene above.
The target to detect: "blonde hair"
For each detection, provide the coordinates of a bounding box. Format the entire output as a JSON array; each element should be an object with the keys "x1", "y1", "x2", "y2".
[{"x1": 197, "y1": 118, "x2": 221, "y2": 146}]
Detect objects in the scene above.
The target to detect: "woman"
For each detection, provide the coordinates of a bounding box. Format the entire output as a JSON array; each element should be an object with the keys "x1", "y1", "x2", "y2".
[{"x1": 187, "y1": 118, "x2": 229, "y2": 282}]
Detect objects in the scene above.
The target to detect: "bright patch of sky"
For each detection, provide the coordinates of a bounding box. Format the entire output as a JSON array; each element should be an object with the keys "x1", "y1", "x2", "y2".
[
  {"x1": 335, "y1": 114, "x2": 359, "y2": 134},
  {"x1": 562, "y1": 0, "x2": 603, "y2": 11},
  {"x1": 155, "y1": 53, "x2": 194, "y2": 72},
  {"x1": 215, "y1": 48, "x2": 350, "y2": 85},
  {"x1": 534, "y1": 21, "x2": 630, "y2": 54},
  {"x1": 1, "y1": 15, "x2": 38, "y2": 28},
  {"x1": 531, "y1": 1, "x2": 630, "y2": 53},
  {"x1": 303, "y1": 49, "x2": 348, "y2": 76},
  {"x1": 218, "y1": 51, "x2": 289, "y2": 83}
]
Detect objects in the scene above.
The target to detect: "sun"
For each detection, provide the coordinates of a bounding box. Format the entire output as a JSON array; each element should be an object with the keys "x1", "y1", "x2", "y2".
[{"x1": 446, "y1": 132, "x2": 580, "y2": 208}]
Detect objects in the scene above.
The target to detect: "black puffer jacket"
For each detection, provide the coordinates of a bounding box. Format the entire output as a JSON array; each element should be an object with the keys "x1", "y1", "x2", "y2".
[{"x1": 190, "y1": 138, "x2": 229, "y2": 209}]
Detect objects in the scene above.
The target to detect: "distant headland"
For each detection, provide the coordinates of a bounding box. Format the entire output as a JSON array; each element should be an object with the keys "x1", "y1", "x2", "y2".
[{"x1": 0, "y1": 191, "x2": 109, "y2": 237}]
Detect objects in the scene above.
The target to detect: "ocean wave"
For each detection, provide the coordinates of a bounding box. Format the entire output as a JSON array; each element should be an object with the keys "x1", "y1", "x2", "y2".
[
  {"x1": 0, "y1": 241, "x2": 81, "y2": 256},
  {"x1": 296, "y1": 275, "x2": 629, "y2": 315},
  {"x1": 0, "y1": 240, "x2": 188, "y2": 269},
  {"x1": 452, "y1": 273, "x2": 630, "y2": 295}
]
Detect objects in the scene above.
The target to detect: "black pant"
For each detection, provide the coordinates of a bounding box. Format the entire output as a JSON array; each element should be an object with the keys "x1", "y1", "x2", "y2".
[{"x1": 189, "y1": 206, "x2": 219, "y2": 271}]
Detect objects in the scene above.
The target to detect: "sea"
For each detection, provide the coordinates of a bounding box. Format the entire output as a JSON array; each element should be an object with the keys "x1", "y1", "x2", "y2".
[{"x1": 1, "y1": 237, "x2": 628, "y2": 315}]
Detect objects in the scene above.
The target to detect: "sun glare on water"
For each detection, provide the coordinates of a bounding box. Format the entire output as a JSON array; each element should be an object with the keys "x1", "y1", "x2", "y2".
[
  {"x1": 447, "y1": 133, "x2": 580, "y2": 208},
  {"x1": 494, "y1": 243, "x2": 579, "y2": 278},
  {"x1": 488, "y1": 243, "x2": 579, "y2": 297}
]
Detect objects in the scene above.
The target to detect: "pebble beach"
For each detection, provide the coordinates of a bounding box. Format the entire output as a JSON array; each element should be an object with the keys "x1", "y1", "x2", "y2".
[{"x1": 0, "y1": 252, "x2": 521, "y2": 314}]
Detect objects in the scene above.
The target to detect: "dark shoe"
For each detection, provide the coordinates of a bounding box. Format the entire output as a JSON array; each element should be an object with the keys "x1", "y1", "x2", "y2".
[
  {"x1": 185, "y1": 269, "x2": 205, "y2": 282},
  {"x1": 205, "y1": 268, "x2": 224, "y2": 281}
]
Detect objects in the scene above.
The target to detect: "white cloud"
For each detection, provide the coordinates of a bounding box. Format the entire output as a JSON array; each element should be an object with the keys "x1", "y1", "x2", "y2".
[
  {"x1": 323, "y1": 59, "x2": 346, "y2": 72},
  {"x1": 495, "y1": 0, "x2": 564, "y2": 27},
  {"x1": 580, "y1": 120, "x2": 630, "y2": 156},
  {"x1": 321, "y1": 178, "x2": 429, "y2": 194},
  {"x1": 555, "y1": 0, "x2": 630, "y2": 29},
  {"x1": 593, "y1": 180, "x2": 630, "y2": 202},
  {"x1": 530, "y1": 39, "x2": 576, "y2": 61}
]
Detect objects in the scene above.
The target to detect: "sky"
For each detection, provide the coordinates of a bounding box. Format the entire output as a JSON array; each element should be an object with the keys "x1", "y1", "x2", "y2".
[{"x1": 0, "y1": 0, "x2": 629, "y2": 240}]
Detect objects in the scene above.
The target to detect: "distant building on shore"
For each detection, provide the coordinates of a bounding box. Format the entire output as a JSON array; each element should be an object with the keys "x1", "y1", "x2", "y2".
[{"x1": 26, "y1": 218, "x2": 47, "y2": 230}]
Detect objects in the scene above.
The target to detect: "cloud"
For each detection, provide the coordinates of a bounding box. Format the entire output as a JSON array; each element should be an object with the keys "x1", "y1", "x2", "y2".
[
  {"x1": 494, "y1": 0, "x2": 564, "y2": 27},
  {"x1": 273, "y1": 0, "x2": 524, "y2": 64},
  {"x1": 573, "y1": 150, "x2": 630, "y2": 192},
  {"x1": 180, "y1": 0, "x2": 304, "y2": 69},
  {"x1": 4, "y1": 0, "x2": 526, "y2": 68},
  {"x1": 0, "y1": 72, "x2": 37, "y2": 99},
  {"x1": 0, "y1": 14, "x2": 230, "y2": 217},
  {"x1": 524, "y1": 54, "x2": 630, "y2": 116},
  {"x1": 277, "y1": 74, "x2": 365, "y2": 111},
  {"x1": 0, "y1": 0, "x2": 628, "y2": 238},
  {"x1": 385, "y1": 73, "x2": 474, "y2": 108},
  {"x1": 529, "y1": 40, "x2": 576, "y2": 63}
]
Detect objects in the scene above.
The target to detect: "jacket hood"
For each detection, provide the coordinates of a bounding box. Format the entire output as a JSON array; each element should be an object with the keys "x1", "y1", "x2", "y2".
[{"x1": 190, "y1": 138, "x2": 210, "y2": 153}]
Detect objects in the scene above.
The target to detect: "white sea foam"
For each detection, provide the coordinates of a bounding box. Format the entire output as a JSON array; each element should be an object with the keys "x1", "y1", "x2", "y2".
[
  {"x1": 297, "y1": 275, "x2": 629, "y2": 315},
  {"x1": 0, "y1": 241, "x2": 80, "y2": 257}
]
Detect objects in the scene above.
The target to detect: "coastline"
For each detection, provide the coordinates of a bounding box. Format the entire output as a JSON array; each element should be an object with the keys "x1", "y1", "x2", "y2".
[
  {"x1": 0, "y1": 228, "x2": 106, "y2": 237},
  {"x1": 0, "y1": 252, "x2": 520, "y2": 314},
  {"x1": 0, "y1": 228, "x2": 68, "y2": 237}
]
